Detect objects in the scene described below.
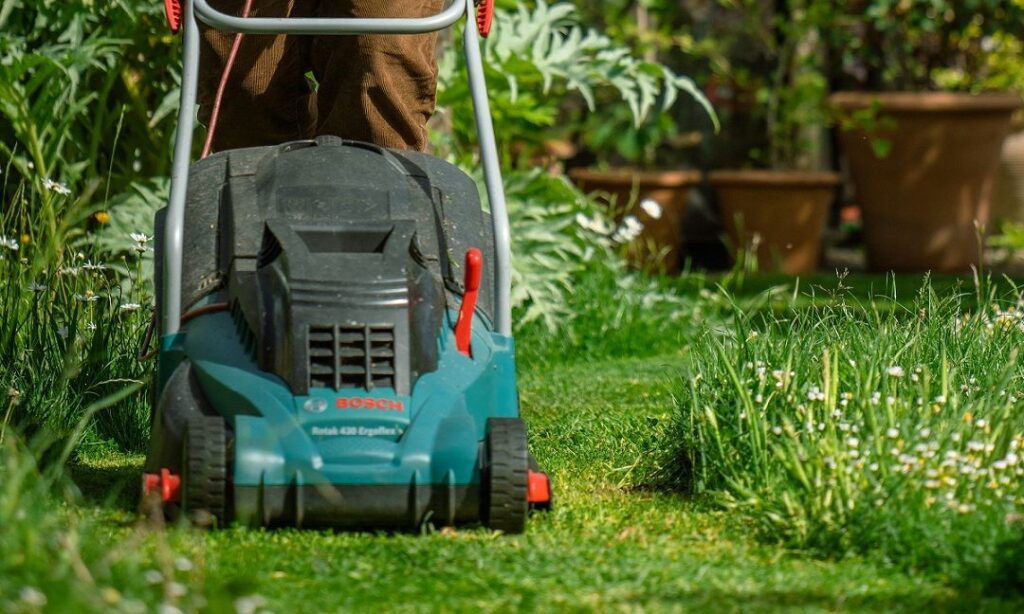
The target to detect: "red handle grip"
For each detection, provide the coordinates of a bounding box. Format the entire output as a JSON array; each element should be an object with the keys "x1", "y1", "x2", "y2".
[{"x1": 454, "y1": 248, "x2": 482, "y2": 356}]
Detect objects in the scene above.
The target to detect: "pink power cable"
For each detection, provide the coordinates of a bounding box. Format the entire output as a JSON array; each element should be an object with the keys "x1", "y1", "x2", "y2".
[{"x1": 201, "y1": 0, "x2": 256, "y2": 158}]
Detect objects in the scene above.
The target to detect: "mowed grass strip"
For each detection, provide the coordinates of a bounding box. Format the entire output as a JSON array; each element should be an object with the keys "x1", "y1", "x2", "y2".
[{"x1": 63, "y1": 356, "x2": 1019, "y2": 612}]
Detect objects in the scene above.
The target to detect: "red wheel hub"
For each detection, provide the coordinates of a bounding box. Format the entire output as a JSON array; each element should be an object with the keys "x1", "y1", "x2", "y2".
[
  {"x1": 475, "y1": 0, "x2": 494, "y2": 38},
  {"x1": 527, "y1": 469, "x2": 551, "y2": 505},
  {"x1": 142, "y1": 468, "x2": 182, "y2": 503}
]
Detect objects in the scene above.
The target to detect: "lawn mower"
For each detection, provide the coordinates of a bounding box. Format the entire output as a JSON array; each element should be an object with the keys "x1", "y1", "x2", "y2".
[{"x1": 141, "y1": 0, "x2": 551, "y2": 532}]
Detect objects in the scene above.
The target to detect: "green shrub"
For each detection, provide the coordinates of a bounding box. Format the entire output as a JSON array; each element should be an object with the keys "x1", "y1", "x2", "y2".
[
  {"x1": 0, "y1": 187, "x2": 152, "y2": 450},
  {"x1": 663, "y1": 279, "x2": 1024, "y2": 584}
]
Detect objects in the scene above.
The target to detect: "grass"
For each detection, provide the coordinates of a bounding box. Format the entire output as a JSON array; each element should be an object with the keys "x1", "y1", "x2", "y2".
[
  {"x1": 12, "y1": 355, "x2": 1017, "y2": 612},
  {"x1": 664, "y1": 277, "x2": 1024, "y2": 587}
]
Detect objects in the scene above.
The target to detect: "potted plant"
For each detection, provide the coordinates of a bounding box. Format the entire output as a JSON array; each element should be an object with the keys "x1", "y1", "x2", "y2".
[
  {"x1": 827, "y1": 0, "x2": 1023, "y2": 272},
  {"x1": 985, "y1": 33, "x2": 1024, "y2": 229},
  {"x1": 569, "y1": 104, "x2": 704, "y2": 274},
  {"x1": 707, "y1": 0, "x2": 839, "y2": 275}
]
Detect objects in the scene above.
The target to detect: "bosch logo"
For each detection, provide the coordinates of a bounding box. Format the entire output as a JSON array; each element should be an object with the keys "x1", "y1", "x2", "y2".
[
  {"x1": 303, "y1": 398, "x2": 328, "y2": 413},
  {"x1": 336, "y1": 397, "x2": 405, "y2": 412}
]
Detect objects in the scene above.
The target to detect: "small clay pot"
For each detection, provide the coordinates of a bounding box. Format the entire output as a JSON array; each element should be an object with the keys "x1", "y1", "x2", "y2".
[
  {"x1": 569, "y1": 168, "x2": 701, "y2": 273},
  {"x1": 831, "y1": 92, "x2": 1022, "y2": 272},
  {"x1": 709, "y1": 170, "x2": 839, "y2": 275}
]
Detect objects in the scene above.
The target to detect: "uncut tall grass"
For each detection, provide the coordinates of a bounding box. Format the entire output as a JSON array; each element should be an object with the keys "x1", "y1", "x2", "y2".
[{"x1": 667, "y1": 279, "x2": 1024, "y2": 586}]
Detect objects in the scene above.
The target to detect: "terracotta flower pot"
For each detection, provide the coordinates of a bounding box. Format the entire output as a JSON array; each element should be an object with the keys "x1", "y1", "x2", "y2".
[
  {"x1": 569, "y1": 168, "x2": 701, "y2": 273},
  {"x1": 709, "y1": 170, "x2": 839, "y2": 275},
  {"x1": 991, "y1": 131, "x2": 1024, "y2": 227},
  {"x1": 830, "y1": 92, "x2": 1022, "y2": 272}
]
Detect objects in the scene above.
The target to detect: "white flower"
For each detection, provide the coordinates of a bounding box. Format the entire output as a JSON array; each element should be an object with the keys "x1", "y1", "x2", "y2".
[
  {"x1": 174, "y1": 557, "x2": 193, "y2": 571},
  {"x1": 623, "y1": 215, "x2": 643, "y2": 232},
  {"x1": 86, "y1": 322, "x2": 97, "y2": 331},
  {"x1": 167, "y1": 582, "x2": 186, "y2": 598},
  {"x1": 234, "y1": 595, "x2": 268, "y2": 614},
  {"x1": 58, "y1": 266, "x2": 81, "y2": 276},
  {"x1": 81, "y1": 261, "x2": 107, "y2": 271},
  {"x1": 935, "y1": 395, "x2": 946, "y2": 404},
  {"x1": 119, "y1": 303, "x2": 142, "y2": 313},
  {"x1": 74, "y1": 292, "x2": 100, "y2": 303},
  {"x1": 130, "y1": 232, "x2": 151, "y2": 244},
  {"x1": 886, "y1": 366, "x2": 905, "y2": 378},
  {"x1": 57, "y1": 326, "x2": 68, "y2": 339},
  {"x1": 886, "y1": 428, "x2": 900, "y2": 439},
  {"x1": 639, "y1": 198, "x2": 663, "y2": 220},
  {"x1": 19, "y1": 587, "x2": 47, "y2": 607},
  {"x1": 846, "y1": 437, "x2": 860, "y2": 448},
  {"x1": 144, "y1": 569, "x2": 163, "y2": 584},
  {"x1": 0, "y1": 235, "x2": 19, "y2": 251},
  {"x1": 42, "y1": 177, "x2": 71, "y2": 195},
  {"x1": 27, "y1": 282, "x2": 46, "y2": 292}
]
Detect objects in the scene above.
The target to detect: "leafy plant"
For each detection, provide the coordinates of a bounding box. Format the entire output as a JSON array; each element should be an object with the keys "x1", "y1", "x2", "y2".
[
  {"x1": 433, "y1": 1, "x2": 713, "y2": 329},
  {"x1": 0, "y1": 1, "x2": 179, "y2": 265},
  {"x1": 436, "y1": 0, "x2": 714, "y2": 168},
  {"x1": 712, "y1": 0, "x2": 832, "y2": 170},
  {"x1": 828, "y1": 0, "x2": 1024, "y2": 92}
]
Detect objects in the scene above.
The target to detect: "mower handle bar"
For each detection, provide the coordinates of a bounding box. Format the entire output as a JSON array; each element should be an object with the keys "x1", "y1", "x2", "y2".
[
  {"x1": 193, "y1": 0, "x2": 464, "y2": 34},
  {"x1": 163, "y1": 0, "x2": 513, "y2": 338}
]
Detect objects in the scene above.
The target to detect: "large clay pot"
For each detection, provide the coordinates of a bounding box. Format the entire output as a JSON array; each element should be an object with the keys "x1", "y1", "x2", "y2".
[
  {"x1": 830, "y1": 92, "x2": 1021, "y2": 272},
  {"x1": 709, "y1": 170, "x2": 839, "y2": 275},
  {"x1": 991, "y1": 131, "x2": 1024, "y2": 227},
  {"x1": 569, "y1": 168, "x2": 701, "y2": 273}
]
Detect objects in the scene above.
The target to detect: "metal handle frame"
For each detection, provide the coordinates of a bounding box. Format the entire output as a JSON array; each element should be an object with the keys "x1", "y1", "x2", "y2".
[{"x1": 163, "y1": 0, "x2": 513, "y2": 337}]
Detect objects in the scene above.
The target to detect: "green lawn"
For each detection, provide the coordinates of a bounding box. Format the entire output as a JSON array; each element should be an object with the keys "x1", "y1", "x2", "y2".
[{"x1": 67, "y1": 354, "x2": 1020, "y2": 612}]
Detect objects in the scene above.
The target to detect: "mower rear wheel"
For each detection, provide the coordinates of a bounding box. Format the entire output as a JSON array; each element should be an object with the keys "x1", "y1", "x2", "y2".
[
  {"x1": 181, "y1": 415, "x2": 229, "y2": 526},
  {"x1": 483, "y1": 418, "x2": 529, "y2": 534}
]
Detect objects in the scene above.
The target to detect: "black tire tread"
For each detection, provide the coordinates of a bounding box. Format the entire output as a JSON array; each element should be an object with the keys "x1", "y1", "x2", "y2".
[
  {"x1": 485, "y1": 418, "x2": 528, "y2": 534},
  {"x1": 183, "y1": 415, "x2": 228, "y2": 524}
]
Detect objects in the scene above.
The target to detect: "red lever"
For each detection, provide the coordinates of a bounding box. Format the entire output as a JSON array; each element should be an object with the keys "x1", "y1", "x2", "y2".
[
  {"x1": 164, "y1": 0, "x2": 182, "y2": 34},
  {"x1": 454, "y1": 248, "x2": 482, "y2": 356},
  {"x1": 160, "y1": 468, "x2": 181, "y2": 503},
  {"x1": 476, "y1": 0, "x2": 494, "y2": 38},
  {"x1": 143, "y1": 469, "x2": 181, "y2": 503}
]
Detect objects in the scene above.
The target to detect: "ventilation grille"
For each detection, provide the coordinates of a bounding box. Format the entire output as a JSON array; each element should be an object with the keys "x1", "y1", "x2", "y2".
[
  {"x1": 230, "y1": 300, "x2": 257, "y2": 357},
  {"x1": 257, "y1": 229, "x2": 283, "y2": 268},
  {"x1": 308, "y1": 324, "x2": 395, "y2": 390}
]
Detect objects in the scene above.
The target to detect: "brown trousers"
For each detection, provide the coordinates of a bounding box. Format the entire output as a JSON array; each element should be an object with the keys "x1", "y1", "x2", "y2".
[{"x1": 198, "y1": 0, "x2": 444, "y2": 152}]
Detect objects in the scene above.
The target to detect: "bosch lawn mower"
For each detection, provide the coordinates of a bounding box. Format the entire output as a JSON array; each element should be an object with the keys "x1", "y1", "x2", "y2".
[{"x1": 141, "y1": 0, "x2": 551, "y2": 532}]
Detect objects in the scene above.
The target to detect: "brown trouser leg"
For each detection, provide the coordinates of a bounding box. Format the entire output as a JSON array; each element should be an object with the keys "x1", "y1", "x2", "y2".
[{"x1": 197, "y1": 0, "x2": 443, "y2": 153}]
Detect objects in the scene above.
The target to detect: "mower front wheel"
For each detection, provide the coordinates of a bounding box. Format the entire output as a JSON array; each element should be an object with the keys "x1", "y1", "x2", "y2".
[
  {"x1": 483, "y1": 418, "x2": 529, "y2": 534},
  {"x1": 181, "y1": 415, "x2": 229, "y2": 527}
]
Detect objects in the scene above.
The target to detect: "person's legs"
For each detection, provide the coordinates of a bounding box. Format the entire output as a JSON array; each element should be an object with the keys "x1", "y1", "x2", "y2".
[
  {"x1": 198, "y1": 0, "x2": 314, "y2": 152},
  {"x1": 312, "y1": 0, "x2": 444, "y2": 151}
]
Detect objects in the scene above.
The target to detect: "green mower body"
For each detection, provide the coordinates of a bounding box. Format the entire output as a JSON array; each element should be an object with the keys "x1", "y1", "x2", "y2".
[{"x1": 144, "y1": 138, "x2": 550, "y2": 531}]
